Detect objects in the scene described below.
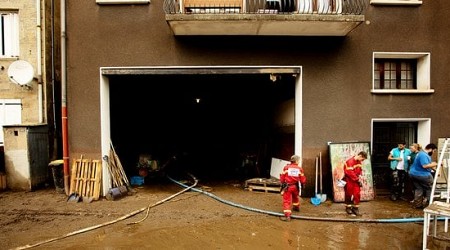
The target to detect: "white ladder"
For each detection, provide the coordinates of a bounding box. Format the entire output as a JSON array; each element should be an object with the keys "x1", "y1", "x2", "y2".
[{"x1": 423, "y1": 138, "x2": 450, "y2": 250}]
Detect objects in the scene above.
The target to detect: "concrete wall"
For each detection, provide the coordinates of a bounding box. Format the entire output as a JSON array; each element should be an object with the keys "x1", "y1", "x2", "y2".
[{"x1": 64, "y1": 1, "x2": 450, "y2": 194}]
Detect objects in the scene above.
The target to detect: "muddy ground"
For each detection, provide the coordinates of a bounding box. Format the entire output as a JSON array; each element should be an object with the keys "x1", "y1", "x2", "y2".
[{"x1": 0, "y1": 176, "x2": 448, "y2": 250}]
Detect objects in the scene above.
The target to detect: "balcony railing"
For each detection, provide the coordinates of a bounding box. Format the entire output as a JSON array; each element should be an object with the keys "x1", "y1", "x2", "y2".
[
  {"x1": 164, "y1": 0, "x2": 367, "y2": 36},
  {"x1": 164, "y1": 0, "x2": 366, "y2": 15}
]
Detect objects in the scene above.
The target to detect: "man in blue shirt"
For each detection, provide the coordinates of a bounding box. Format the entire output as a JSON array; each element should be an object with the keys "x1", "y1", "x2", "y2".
[
  {"x1": 409, "y1": 145, "x2": 437, "y2": 209},
  {"x1": 388, "y1": 142, "x2": 411, "y2": 201}
]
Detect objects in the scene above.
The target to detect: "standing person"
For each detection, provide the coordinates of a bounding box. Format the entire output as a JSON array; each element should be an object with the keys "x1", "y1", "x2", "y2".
[
  {"x1": 408, "y1": 144, "x2": 421, "y2": 166},
  {"x1": 425, "y1": 143, "x2": 438, "y2": 157},
  {"x1": 407, "y1": 143, "x2": 422, "y2": 203},
  {"x1": 409, "y1": 145, "x2": 437, "y2": 209},
  {"x1": 388, "y1": 142, "x2": 411, "y2": 201},
  {"x1": 425, "y1": 143, "x2": 438, "y2": 178},
  {"x1": 279, "y1": 155, "x2": 306, "y2": 222},
  {"x1": 343, "y1": 151, "x2": 368, "y2": 216}
]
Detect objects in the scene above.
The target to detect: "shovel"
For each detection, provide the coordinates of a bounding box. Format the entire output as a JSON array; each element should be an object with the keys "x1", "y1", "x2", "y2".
[
  {"x1": 311, "y1": 156, "x2": 322, "y2": 206},
  {"x1": 67, "y1": 193, "x2": 80, "y2": 203},
  {"x1": 318, "y1": 152, "x2": 327, "y2": 202}
]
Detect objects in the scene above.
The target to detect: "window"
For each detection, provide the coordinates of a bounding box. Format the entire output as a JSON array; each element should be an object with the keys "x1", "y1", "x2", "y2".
[
  {"x1": 0, "y1": 99, "x2": 22, "y2": 145},
  {"x1": 96, "y1": 0, "x2": 150, "y2": 4},
  {"x1": 0, "y1": 12, "x2": 19, "y2": 58},
  {"x1": 374, "y1": 59, "x2": 416, "y2": 90},
  {"x1": 372, "y1": 52, "x2": 432, "y2": 94},
  {"x1": 370, "y1": 0, "x2": 422, "y2": 5}
]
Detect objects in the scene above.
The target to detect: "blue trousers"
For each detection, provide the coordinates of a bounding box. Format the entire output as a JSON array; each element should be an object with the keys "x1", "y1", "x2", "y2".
[{"x1": 410, "y1": 174, "x2": 433, "y2": 204}]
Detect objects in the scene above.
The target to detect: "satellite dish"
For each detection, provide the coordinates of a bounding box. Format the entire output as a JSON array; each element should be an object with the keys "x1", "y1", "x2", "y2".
[{"x1": 7, "y1": 60, "x2": 34, "y2": 86}]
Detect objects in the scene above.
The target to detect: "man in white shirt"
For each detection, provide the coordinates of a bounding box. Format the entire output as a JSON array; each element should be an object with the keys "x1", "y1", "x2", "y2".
[{"x1": 388, "y1": 142, "x2": 411, "y2": 201}]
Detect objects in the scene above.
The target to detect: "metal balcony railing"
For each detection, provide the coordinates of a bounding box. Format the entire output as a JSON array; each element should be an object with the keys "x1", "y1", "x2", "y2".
[{"x1": 164, "y1": 0, "x2": 366, "y2": 15}]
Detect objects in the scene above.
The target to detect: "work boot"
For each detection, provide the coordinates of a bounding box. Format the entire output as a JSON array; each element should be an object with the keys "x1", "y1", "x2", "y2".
[
  {"x1": 422, "y1": 198, "x2": 429, "y2": 208},
  {"x1": 352, "y1": 207, "x2": 361, "y2": 216},
  {"x1": 412, "y1": 200, "x2": 423, "y2": 209},
  {"x1": 390, "y1": 194, "x2": 398, "y2": 201},
  {"x1": 399, "y1": 196, "x2": 408, "y2": 202},
  {"x1": 279, "y1": 216, "x2": 291, "y2": 222},
  {"x1": 345, "y1": 206, "x2": 353, "y2": 215}
]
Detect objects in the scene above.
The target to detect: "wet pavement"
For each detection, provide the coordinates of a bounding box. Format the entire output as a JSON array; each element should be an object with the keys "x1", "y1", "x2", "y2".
[{"x1": 1, "y1": 180, "x2": 449, "y2": 249}]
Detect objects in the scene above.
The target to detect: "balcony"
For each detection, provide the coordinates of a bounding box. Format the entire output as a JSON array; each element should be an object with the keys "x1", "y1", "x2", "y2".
[{"x1": 163, "y1": 0, "x2": 367, "y2": 36}]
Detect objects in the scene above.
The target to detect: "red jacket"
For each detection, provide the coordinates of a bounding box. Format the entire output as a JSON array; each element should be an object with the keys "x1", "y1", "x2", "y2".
[
  {"x1": 280, "y1": 163, "x2": 306, "y2": 185},
  {"x1": 344, "y1": 157, "x2": 362, "y2": 182}
]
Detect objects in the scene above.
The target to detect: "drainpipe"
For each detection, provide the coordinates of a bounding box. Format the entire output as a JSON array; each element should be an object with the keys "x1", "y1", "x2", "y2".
[
  {"x1": 36, "y1": 0, "x2": 43, "y2": 123},
  {"x1": 50, "y1": 0, "x2": 57, "y2": 160},
  {"x1": 61, "y1": 0, "x2": 70, "y2": 195}
]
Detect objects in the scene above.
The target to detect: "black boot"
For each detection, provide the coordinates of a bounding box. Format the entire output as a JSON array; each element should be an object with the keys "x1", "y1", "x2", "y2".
[
  {"x1": 345, "y1": 206, "x2": 353, "y2": 215},
  {"x1": 352, "y1": 207, "x2": 361, "y2": 216},
  {"x1": 390, "y1": 194, "x2": 398, "y2": 201},
  {"x1": 412, "y1": 200, "x2": 423, "y2": 209}
]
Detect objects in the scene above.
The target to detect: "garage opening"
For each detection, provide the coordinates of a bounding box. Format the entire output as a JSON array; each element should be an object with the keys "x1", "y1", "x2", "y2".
[{"x1": 101, "y1": 66, "x2": 302, "y2": 192}]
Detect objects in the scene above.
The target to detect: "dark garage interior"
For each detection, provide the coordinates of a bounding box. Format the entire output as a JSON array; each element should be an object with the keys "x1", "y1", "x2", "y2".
[{"x1": 109, "y1": 73, "x2": 296, "y2": 182}]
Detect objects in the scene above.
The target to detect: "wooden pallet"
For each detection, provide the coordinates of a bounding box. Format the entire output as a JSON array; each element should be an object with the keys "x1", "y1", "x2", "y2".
[
  {"x1": 245, "y1": 178, "x2": 281, "y2": 193},
  {"x1": 69, "y1": 159, "x2": 102, "y2": 200}
]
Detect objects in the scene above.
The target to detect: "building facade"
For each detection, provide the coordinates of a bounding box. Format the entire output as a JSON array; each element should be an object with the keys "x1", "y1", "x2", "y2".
[
  {"x1": 63, "y1": 0, "x2": 449, "y2": 197},
  {"x1": 0, "y1": 0, "x2": 60, "y2": 189}
]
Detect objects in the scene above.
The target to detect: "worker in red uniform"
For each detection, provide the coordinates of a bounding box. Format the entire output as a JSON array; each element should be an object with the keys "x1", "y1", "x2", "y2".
[
  {"x1": 343, "y1": 151, "x2": 368, "y2": 216},
  {"x1": 279, "y1": 155, "x2": 306, "y2": 222}
]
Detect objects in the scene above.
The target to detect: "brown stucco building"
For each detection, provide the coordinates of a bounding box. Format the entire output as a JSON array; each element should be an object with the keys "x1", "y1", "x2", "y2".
[{"x1": 62, "y1": 0, "x2": 449, "y2": 197}]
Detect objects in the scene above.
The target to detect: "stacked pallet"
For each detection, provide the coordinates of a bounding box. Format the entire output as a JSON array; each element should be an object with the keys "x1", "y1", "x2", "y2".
[{"x1": 245, "y1": 178, "x2": 281, "y2": 193}]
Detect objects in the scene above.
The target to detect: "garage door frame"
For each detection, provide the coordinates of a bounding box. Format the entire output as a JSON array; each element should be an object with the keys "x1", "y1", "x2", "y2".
[{"x1": 99, "y1": 65, "x2": 302, "y2": 196}]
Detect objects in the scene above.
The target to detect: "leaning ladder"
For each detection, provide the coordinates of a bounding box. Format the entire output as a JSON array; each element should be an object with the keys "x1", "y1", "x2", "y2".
[
  {"x1": 430, "y1": 138, "x2": 450, "y2": 203},
  {"x1": 423, "y1": 138, "x2": 450, "y2": 250}
]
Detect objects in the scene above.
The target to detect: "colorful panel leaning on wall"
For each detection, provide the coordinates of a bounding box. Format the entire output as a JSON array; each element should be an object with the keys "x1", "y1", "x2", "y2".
[{"x1": 329, "y1": 141, "x2": 375, "y2": 202}]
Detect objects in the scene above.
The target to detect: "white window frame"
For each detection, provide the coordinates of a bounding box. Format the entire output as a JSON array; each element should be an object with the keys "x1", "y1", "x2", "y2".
[
  {"x1": 372, "y1": 52, "x2": 433, "y2": 94},
  {"x1": 96, "y1": 0, "x2": 150, "y2": 4},
  {"x1": 0, "y1": 12, "x2": 20, "y2": 58},
  {"x1": 0, "y1": 99, "x2": 22, "y2": 145},
  {"x1": 371, "y1": 118, "x2": 431, "y2": 154},
  {"x1": 370, "y1": 0, "x2": 422, "y2": 5}
]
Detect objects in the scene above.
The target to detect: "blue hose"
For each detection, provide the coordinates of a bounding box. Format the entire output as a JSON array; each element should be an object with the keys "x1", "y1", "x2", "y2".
[{"x1": 167, "y1": 175, "x2": 444, "y2": 223}]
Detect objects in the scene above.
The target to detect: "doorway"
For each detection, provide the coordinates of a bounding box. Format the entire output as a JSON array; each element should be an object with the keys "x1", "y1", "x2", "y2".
[{"x1": 372, "y1": 122, "x2": 417, "y2": 193}]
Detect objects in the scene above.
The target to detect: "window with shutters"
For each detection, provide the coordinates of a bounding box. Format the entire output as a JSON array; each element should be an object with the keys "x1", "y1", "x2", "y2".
[{"x1": 0, "y1": 12, "x2": 19, "y2": 58}]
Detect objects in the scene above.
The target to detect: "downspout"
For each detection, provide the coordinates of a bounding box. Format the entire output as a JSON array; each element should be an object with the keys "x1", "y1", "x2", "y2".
[
  {"x1": 61, "y1": 0, "x2": 70, "y2": 195},
  {"x1": 36, "y1": 0, "x2": 43, "y2": 123},
  {"x1": 50, "y1": 0, "x2": 57, "y2": 160}
]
